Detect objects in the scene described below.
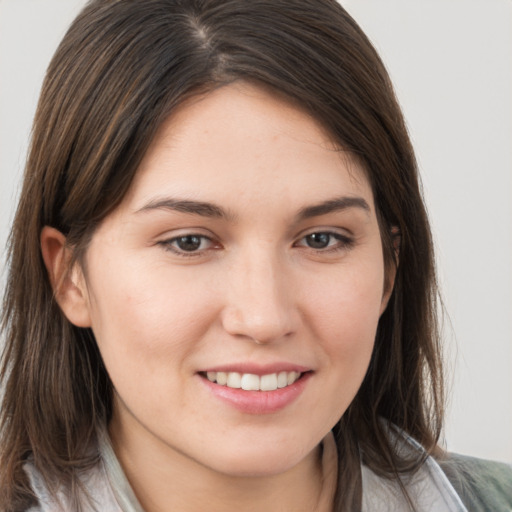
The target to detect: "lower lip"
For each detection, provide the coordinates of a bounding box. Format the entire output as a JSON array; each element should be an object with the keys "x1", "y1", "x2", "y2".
[{"x1": 200, "y1": 373, "x2": 312, "y2": 414}]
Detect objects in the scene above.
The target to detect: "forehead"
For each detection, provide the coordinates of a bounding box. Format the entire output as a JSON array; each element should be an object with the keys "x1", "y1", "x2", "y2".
[{"x1": 122, "y1": 82, "x2": 373, "y2": 215}]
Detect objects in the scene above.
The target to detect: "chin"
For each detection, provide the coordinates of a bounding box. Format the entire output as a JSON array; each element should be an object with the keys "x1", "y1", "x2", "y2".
[
  {"x1": 200, "y1": 440, "x2": 317, "y2": 478},
  {"x1": 213, "y1": 458, "x2": 300, "y2": 478}
]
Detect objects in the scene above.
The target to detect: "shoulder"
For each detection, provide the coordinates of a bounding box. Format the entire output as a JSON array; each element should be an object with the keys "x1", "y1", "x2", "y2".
[{"x1": 438, "y1": 453, "x2": 512, "y2": 512}]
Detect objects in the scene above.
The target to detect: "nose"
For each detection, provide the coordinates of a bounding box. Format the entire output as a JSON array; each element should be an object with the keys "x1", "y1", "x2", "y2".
[{"x1": 220, "y1": 250, "x2": 298, "y2": 344}]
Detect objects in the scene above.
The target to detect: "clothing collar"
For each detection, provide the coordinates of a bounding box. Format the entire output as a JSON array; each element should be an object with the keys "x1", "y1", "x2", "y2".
[
  {"x1": 98, "y1": 426, "x2": 468, "y2": 512},
  {"x1": 360, "y1": 428, "x2": 468, "y2": 512}
]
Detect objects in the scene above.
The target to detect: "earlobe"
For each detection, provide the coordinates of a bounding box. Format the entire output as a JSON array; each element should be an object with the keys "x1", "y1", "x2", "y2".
[
  {"x1": 391, "y1": 225, "x2": 401, "y2": 263},
  {"x1": 379, "y1": 268, "x2": 396, "y2": 315},
  {"x1": 40, "y1": 226, "x2": 92, "y2": 328},
  {"x1": 379, "y1": 226, "x2": 400, "y2": 315}
]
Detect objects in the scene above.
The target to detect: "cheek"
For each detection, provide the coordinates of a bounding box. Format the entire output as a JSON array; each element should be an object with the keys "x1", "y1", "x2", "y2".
[
  {"x1": 84, "y1": 265, "x2": 223, "y2": 424},
  {"x1": 300, "y1": 261, "x2": 384, "y2": 401},
  {"x1": 304, "y1": 263, "x2": 385, "y2": 342},
  {"x1": 84, "y1": 257, "x2": 219, "y2": 380}
]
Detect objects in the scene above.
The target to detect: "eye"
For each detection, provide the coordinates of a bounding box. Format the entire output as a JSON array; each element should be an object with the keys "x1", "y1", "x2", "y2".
[
  {"x1": 295, "y1": 231, "x2": 353, "y2": 251},
  {"x1": 160, "y1": 234, "x2": 216, "y2": 255},
  {"x1": 304, "y1": 232, "x2": 333, "y2": 249}
]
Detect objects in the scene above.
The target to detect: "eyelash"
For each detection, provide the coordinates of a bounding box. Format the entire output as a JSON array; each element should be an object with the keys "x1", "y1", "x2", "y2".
[
  {"x1": 159, "y1": 231, "x2": 354, "y2": 257},
  {"x1": 294, "y1": 232, "x2": 354, "y2": 253},
  {"x1": 159, "y1": 234, "x2": 217, "y2": 257}
]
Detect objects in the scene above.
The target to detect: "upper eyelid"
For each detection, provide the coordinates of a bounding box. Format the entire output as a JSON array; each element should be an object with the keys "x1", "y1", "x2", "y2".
[
  {"x1": 159, "y1": 234, "x2": 351, "y2": 258},
  {"x1": 156, "y1": 227, "x2": 353, "y2": 246},
  {"x1": 293, "y1": 230, "x2": 355, "y2": 253},
  {"x1": 300, "y1": 230, "x2": 350, "y2": 239},
  {"x1": 158, "y1": 234, "x2": 218, "y2": 257},
  {"x1": 294, "y1": 231, "x2": 352, "y2": 244},
  {"x1": 157, "y1": 228, "x2": 216, "y2": 241},
  {"x1": 166, "y1": 233, "x2": 215, "y2": 245},
  {"x1": 294, "y1": 226, "x2": 353, "y2": 240}
]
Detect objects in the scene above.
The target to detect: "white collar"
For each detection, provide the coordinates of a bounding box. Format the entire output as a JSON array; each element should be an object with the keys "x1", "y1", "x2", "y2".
[{"x1": 361, "y1": 428, "x2": 467, "y2": 512}]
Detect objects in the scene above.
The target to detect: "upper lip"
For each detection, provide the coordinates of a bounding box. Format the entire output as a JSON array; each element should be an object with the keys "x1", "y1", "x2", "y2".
[{"x1": 199, "y1": 363, "x2": 312, "y2": 376}]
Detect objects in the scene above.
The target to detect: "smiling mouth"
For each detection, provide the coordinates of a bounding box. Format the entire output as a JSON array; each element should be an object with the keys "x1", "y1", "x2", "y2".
[{"x1": 202, "y1": 371, "x2": 304, "y2": 391}]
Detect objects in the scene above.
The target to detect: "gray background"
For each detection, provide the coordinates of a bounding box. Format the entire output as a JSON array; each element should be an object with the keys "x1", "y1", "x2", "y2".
[{"x1": 1, "y1": 0, "x2": 511, "y2": 462}]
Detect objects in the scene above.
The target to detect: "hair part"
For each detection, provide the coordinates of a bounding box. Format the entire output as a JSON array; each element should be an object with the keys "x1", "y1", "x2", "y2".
[{"x1": 1, "y1": 1, "x2": 443, "y2": 510}]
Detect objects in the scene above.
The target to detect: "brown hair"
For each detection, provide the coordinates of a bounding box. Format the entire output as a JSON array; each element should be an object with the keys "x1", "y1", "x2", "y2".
[{"x1": 0, "y1": 0, "x2": 443, "y2": 510}]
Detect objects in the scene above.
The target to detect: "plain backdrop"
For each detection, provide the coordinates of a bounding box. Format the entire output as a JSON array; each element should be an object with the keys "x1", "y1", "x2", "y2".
[{"x1": 0, "y1": 0, "x2": 511, "y2": 463}]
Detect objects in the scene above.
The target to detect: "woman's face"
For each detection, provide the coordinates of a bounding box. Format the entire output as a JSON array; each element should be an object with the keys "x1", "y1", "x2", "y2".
[{"x1": 75, "y1": 83, "x2": 392, "y2": 477}]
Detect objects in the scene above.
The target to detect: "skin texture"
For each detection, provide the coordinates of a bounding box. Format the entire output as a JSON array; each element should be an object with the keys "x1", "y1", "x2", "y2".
[{"x1": 42, "y1": 83, "x2": 394, "y2": 512}]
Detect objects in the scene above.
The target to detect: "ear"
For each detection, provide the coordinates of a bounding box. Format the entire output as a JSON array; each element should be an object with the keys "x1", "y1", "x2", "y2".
[
  {"x1": 40, "y1": 226, "x2": 92, "y2": 328},
  {"x1": 379, "y1": 226, "x2": 401, "y2": 315},
  {"x1": 391, "y1": 225, "x2": 401, "y2": 262}
]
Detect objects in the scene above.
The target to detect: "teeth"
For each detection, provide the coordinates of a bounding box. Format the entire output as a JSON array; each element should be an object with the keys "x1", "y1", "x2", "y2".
[
  {"x1": 205, "y1": 370, "x2": 302, "y2": 391},
  {"x1": 260, "y1": 373, "x2": 277, "y2": 391},
  {"x1": 226, "y1": 372, "x2": 241, "y2": 389},
  {"x1": 287, "y1": 371, "x2": 300, "y2": 385},
  {"x1": 241, "y1": 374, "x2": 260, "y2": 391},
  {"x1": 277, "y1": 371, "x2": 288, "y2": 388}
]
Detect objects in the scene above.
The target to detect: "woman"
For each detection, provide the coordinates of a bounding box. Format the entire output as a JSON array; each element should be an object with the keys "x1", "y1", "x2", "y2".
[{"x1": 0, "y1": 0, "x2": 510, "y2": 511}]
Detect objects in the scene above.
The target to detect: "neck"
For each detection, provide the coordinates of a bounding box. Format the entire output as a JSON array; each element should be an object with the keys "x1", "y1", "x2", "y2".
[{"x1": 108, "y1": 415, "x2": 335, "y2": 512}]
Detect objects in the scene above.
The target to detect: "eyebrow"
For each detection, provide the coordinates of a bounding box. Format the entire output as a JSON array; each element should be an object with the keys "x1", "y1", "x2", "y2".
[
  {"x1": 296, "y1": 196, "x2": 370, "y2": 221},
  {"x1": 136, "y1": 195, "x2": 370, "y2": 221},
  {"x1": 136, "y1": 198, "x2": 234, "y2": 220}
]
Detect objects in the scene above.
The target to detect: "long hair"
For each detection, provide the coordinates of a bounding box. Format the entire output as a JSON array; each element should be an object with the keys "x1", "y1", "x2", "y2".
[{"x1": 0, "y1": 0, "x2": 443, "y2": 510}]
